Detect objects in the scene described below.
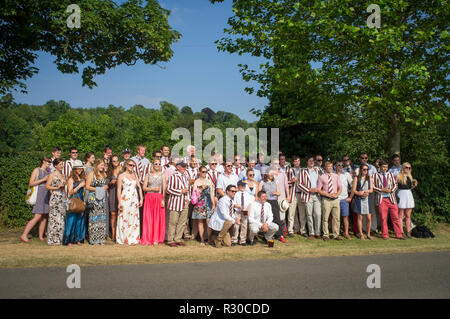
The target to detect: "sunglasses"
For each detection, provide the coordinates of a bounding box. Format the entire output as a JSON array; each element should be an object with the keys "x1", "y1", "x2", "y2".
[
  {"x1": 230, "y1": 190, "x2": 237, "y2": 193},
  {"x1": 210, "y1": 163, "x2": 217, "y2": 165},
  {"x1": 248, "y1": 174, "x2": 254, "y2": 177},
  {"x1": 128, "y1": 164, "x2": 136, "y2": 167},
  {"x1": 336, "y1": 164, "x2": 343, "y2": 167},
  {"x1": 225, "y1": 164, "x2": 232, "y2": 167},
  {"x1": 71, "y1": 151, "x2": 78, "y2": 154},
  {"x1": 153, "y1": 163, "x2": 161, "y2": 166},
  {"x1": 404, "y1": 167, "x2": 411, "y2": 169},
  {"x1": 201, "y1": 171, "x2": 207, "y2": 173},
  {"x1": 362, "y1": 168, "x2": 368, "y2": 171},
  {"x1": 360, "y1": 157, "x2": 368, "y2": 160}
]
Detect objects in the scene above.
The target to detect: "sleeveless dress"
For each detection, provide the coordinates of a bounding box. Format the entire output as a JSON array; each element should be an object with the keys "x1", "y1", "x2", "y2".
[
  {"x1": 245, "y1": 181, "x2": 257, "y2": 200},
  {"x1": 116, "y1": 176, "x2": 140, "y2": 245},
  {"x1": 108, "y1": 173, "x2": 118, "y2": 212},
  {"x1": 63, "y1": 180, "x2": 86, "y2": 244},
  {"x1": 47, "y1": 174, "x2": 66, "y2": 245},
  {"x1": 354, "y1": 178, "x2": 371, "y2": 215},
  {"x1": 87, "y1": 175, "x2": 108, "y2": 244},
  {"x1": 192, "y1": 182, "x2": 213, "y2": 219},
  {"x1": 141, "y1": 173, "x2": 165, "y2": 245},
  {"x1": 32, "y1": 168, "x2": 50, "y2": 215}
]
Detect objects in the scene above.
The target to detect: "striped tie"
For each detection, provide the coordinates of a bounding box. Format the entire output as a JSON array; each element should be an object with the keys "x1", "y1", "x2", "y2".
[
  {"x1": 328, "y1": 174, "x2": 333, "y2": 194},
  {"x1": 383, "y1": 173, "x2": 387, "y2": 188},
  {"x1": 260, "y1": 204, "x2": 264, "y2": 223},
  {"x1": 230, "y1": 199, "x2": 233, "y2": 216},
  {"x1": 138, "y1": 159, "x2": 143, "y2": 183}
]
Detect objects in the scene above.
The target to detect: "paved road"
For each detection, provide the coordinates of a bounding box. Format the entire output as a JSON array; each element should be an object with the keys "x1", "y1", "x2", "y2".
[{"x1": 1, "y1": 251, "x2": 449, "y2": 298}]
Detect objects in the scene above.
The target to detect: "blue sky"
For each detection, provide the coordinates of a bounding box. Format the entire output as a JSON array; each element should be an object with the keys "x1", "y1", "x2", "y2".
[{"x1": 12, "y1": 0, "x2": 268, "y2": 122}]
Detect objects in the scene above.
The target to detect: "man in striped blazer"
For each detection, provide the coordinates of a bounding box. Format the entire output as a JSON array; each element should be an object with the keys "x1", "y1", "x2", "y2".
[
  {"x1": 183, "y1": 156, "x2": 199, "y2": 240},
  {"x1": 373, "y1": 160, "x2": 404, "y2": 240},
  {"x1": 166, "y1": 161, "x2": 191, "y2": 247},
  {"x1": 63, "y1": 146, "x2": 79, "y2": 178},
  {"x1": 286, "y1": 156, "x2": 305, "y2": 237},
  {"x1": 297, "y1": 155, "x2": 323, "y2": 239}
]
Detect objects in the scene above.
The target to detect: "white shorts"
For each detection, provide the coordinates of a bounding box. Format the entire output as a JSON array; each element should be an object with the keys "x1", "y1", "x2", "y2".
[{"x1": 398, "y1": 189, "x2": 415, "y2": 209}]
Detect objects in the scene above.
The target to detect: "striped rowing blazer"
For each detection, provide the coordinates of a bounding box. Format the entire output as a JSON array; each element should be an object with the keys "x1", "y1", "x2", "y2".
[
  {"x1": 286, "y1": 166, "x2": 301, "y2": 203},
  {"x1": 63, "y1": 159, "x2": 75, "y2": 178},
  {"x1": 297, "y1": 167, "x2": 322, "y2": 203},
  {"x1": 167, "y1": 171, "x2": 190, "y2": 211},
  {"x1": 373, "y1": 171, "x2": 398, "y2": 205},
  {"x1": 207, "y1": 169, "x2": 221, "y2": 196}
]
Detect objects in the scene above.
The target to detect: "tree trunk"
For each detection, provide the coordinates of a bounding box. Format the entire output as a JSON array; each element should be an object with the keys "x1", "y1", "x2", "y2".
[{"x1": 388, "y1": 118, "x2": 401, "y2": 156}]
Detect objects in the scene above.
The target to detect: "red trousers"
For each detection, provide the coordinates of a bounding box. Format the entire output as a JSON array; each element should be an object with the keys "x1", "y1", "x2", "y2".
[{"x1": 378, "y1": 198, "x2": 402, "y2": 238}]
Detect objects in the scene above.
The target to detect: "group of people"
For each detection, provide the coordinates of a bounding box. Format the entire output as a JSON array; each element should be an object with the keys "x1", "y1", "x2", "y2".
[{"x1": 20, "y1": 144, "x2": 418, "y2": 247}]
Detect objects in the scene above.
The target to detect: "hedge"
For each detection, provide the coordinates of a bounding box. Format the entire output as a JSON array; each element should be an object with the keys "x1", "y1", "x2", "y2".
[{"x1": 0, "y1": 152, "x2": 448, "y2": 228}]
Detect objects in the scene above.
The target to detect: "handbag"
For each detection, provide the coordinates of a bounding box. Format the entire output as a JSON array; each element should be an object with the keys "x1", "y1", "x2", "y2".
[
  {"x1": 25, "y1": 171, "x2": 39, "y2": 205},
  {"x1": 67, "y1": 186, "x2": 85, "y2": 213},
  {"x1": 67, "y1": 197, "x2": 85, "y2": 213},
  {"x1": 25, "y1": 186, "x2": 38, "y2": 205}
]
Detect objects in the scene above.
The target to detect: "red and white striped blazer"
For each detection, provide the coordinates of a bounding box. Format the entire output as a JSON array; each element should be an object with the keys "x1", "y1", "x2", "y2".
[
  {"x1": 373, "y1": 172, "x2": 398, "y2": 205},
  {"x1": 207, "y1": 169, "x2": 221, "y2": 196},
  {"x1": 167, "y1": 171, "x2": 190, "y2": 211},
  {"x1": 186, "y1": 167, "x2": 198, "y2": 195},
  {"x1": 297, "y1": 167, "x2": 322, "y2": 203},
  {"x1": 286, "y1": 166, "x2": 301, "y2": 203},
  {"x1": 63, "y1": 160, "x2": 74, "y2": 178}
]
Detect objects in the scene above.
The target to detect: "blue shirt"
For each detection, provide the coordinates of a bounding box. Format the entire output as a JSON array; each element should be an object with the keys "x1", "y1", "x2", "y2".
[
  {"x1": 388, "y1": 165, "x2": 402, "y2": 177},
  {"x1": 380, "y1": 172, "x2": 390, "y2": 198},
  {"x1": 307, "y1": 168, "x2": 319, "y2": 188}
]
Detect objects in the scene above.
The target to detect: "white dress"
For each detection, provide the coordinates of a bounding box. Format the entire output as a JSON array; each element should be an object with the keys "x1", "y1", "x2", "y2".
[{"x1": 116, "y1": 176, "x2": 140, "y2": 245}]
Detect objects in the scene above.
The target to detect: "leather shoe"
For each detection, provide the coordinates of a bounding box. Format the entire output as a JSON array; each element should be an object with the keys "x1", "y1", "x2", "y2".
[
  {"x1": 261, "y1": 237, "x2": 268, "y2": 244},
  {"x1": 288, "y1": 233, "x2": 294, "y2": 238},
  {"x1": 322, "y1": 236, "x2": 329, "y2": 241},
  {"x1": 167, "y1": 243, "x2": 177, "y2": 247},
  {"x1": 308, "y1": 235, "x2": 315, "y2": 240},
  {"x1": 315, "y1": 235, "x2": 322, "y2": 240},
  {"x1": 176, "y1": 242, "x2": 185, "y2": 246},
  {"x1": 334, "y1": 236, "x2": 343, "y2": 241},
  {"x1": 240, "y1": 243, "x2": 248, "y2": 246}
]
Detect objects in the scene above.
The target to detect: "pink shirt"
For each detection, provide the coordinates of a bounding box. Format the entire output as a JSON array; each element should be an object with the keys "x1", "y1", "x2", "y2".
[
  {"x1": 164, "y1": 165, "x2": 177, "y2": 184},
  {"x1": 274, "y1": 171, "x2": 289, "y2": 200},
  {"x1": 317, "y1": 173, "x2": 342, "y2": 195}
]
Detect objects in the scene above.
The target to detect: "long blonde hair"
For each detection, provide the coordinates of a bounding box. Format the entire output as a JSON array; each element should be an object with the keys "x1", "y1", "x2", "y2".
[
  {"x1": 121, "y1": 159, "x2": 136, "y2": 173},
  {"x1": 397, "y1": 162, "x2": 413, "y2": 184},
  {"x1": 93, "y1": 159, "x2": 106, "y2": 179}
]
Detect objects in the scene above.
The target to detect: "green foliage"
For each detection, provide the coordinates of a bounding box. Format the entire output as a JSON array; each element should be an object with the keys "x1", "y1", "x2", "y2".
[
  {"x1": 0, "y1": 151, "x2": 44, "y2": 227},
  {"x1": 0, "y1": 0, "x2": 181, "y2": 93}
]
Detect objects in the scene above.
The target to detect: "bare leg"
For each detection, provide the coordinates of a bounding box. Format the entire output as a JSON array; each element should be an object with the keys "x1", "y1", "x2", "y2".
[
  {"x1": 357, "y1": 214, "x2": 364, "y2": 239},
  {"x1": 366, "y1": 214, "x2": 372, "y2": 239},
  {"x1": 206, "y1": 219, "x2": 212, "y2": 244},
  {"x1": 405, "y1": 208, "x2": 412, "y2": 234},
  {"x1": 197, "y1": 219, "x2": 205, "y2": 244},
  {"x1": 398, "y1": 209, "x2": 405, "y2": 233},
  {"x1": 38, "y1": 215, "x2": 48, "y2": 240},
  {"x1": 110, "y1": 212, "x2": 117, "y2": 241},
  {"x1": 343, "y1": 216, "x2": 350, "y2": 238},
  {"x1": 21, "y1": 214, "x2": 42, "y2": 241}
]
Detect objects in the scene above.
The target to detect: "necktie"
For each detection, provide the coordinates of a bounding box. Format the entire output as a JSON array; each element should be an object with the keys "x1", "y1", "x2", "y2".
[
  {"x1": 236, "y1": 167, "x2": 239, "y2": 175},
  {"x1": 138, "y1": 159, "x2": 143, "y2": 182},
  {"x1": 212, "y1": 171, "x2": 216, "y2": 185},
  {"x1": 229, "y1": 199, "x2": 233, "y2": 216},
  {"x1": 164, "y1": 157, "x2": 167, "y2": 166},
  {"x1": 241, "y1": 192, "x2": 244, "y2": 210},
  {"x1": 261, "y1": 204, "x2": 264, "y2": 223},
  {"x1": 383, "y1": 173, "x2": 387, "y2": 188},
  {"x1": 327, "y1": 174, "x2": 333, "y2": 193}
]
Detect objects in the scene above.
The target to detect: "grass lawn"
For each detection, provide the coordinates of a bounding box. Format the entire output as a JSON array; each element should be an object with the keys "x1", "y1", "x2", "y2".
[{"x1": 0, "y1": 223, "x2": 449, "y2": 269}]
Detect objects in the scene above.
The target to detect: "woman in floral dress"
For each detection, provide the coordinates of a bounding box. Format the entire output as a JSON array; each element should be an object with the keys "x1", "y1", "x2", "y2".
[
  {"x1": 45, "y1": 158, "x2": 67, "y2": 246},
  {"x1": 85, "y1": 159, "x2": 109, "y2": 245},
  {"x1": 116, "y1": 159, "x2": 143, "y2": 245},
  {"x1": 192, "y1": 166, "x2": 215, "y2": 245}
]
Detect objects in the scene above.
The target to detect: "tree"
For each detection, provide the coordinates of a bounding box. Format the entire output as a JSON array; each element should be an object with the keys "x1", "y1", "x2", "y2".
[
  {"x1": 211, "y1": 0, "x2": 448, "y2": 155},
  {"x1": 1, "y1": 0, "x2": 181, "y2": 94}
]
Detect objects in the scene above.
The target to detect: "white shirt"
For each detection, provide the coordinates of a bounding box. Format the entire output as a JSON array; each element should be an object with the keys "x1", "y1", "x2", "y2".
[
  {"x1": 338, "y1": 172, "x2": 353, "y2": 200},
  {"x1": 216, "y1": 172, "x2": 239, "y2": 194},
  {"x1": 208, "y1": 195, "x2": 236, "y2": 231},
  {"x1": 233, "y1": 190, "x2": 254, "y2": 213},
  {"x1": 248, "y1": 201, "x2": 273, "y2": 228}
]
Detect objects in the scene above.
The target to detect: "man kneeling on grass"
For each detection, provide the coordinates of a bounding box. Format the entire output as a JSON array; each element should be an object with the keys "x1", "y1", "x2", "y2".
[
  {"x1": 208, "y1": 184, "x2": 240, "y2": 248},
  {"x1": 248, "y1": 191, "x2": 279, "y2": 245}
]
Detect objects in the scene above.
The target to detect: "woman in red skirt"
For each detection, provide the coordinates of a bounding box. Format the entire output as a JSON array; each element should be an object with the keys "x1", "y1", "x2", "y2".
[{"x1": 141, "y1": 158, "x2": 166, "y2": 245}]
